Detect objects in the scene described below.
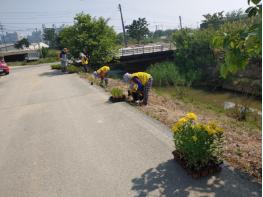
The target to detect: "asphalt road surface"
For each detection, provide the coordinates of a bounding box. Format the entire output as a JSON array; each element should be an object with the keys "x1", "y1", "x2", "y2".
[{"x1": 0, "y1": 64, "x2": 261, "y2": 197}]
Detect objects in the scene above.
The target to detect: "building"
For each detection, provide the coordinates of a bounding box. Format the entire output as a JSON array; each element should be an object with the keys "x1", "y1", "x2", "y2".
[
  {"x1": 27, "y1": 30, "x2": 42, "y2": 43},
  {"x1": 1, "y1": 32, "x2": 19, "y2": 44}
]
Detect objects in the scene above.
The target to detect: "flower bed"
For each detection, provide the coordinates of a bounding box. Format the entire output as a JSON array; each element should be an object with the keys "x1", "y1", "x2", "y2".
[{"x1": 172, "y1": 112, "x2": 224, "y2": 178}]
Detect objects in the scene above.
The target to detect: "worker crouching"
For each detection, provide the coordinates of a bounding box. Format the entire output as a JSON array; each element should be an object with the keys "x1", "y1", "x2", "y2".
[
  {"x1": 93, "y1": 65, "x2": 110, "y2": 87},
  {"x1": 123, "y1": 72, "x2": 153, "y2": 105}
]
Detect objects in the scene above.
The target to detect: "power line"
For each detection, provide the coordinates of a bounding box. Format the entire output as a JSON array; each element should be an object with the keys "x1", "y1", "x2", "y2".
[{"x1": 1, "y1": 21, "x2": 73, "y2": 25}]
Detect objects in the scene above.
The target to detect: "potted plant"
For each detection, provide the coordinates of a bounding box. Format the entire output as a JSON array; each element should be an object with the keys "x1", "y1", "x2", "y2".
[
  {"x1": 172, "y1": 112, "x2": 224, "y2": 178},
  {"x1": 109, "y1": 87, "x2": 126, "y2": 102}
]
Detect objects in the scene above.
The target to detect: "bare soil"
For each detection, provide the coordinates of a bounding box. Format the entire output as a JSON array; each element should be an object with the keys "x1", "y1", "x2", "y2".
[{"x1": 80, "y1": 73, "x2": 262, "y2": 182}]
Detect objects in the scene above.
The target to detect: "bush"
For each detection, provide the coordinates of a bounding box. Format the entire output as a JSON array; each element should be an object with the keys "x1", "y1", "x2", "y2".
[
  {"x1": 147, "y1": 62, "x2": 201, "y2": 87},
  {"x1": 51, "y1": 64, "x2": 61, "y2": 69},
  {"x1": 147, "y1": 62, "x2": 184, "y2": 86},
  {"x1": 172, "y1": 29, "x2": 215, "y2": 83},
  {"x1": 172, "y1": 112, "x2": 223, "y2": 170},
  {"x1": 46, "y1": 49, "x2": 60, "y2": 58},
  {"x1": 67, "y1": 65, "x2": 81, "y2": 73},
  {"x1": 111, "y1": 87, "x2": 124, "y2": 98},
  {"x1": 40, "y1": 47, "x2": 49, "y2": 58}
]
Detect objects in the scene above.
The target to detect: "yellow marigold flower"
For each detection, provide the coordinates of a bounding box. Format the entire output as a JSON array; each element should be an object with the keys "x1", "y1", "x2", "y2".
[
  {"x1": 205, "y1": 122, "x2": 223, "y2": 135},
  {"x1": 186, "y1": 112, "x2": 197, "y2": 121},
  {"x1": 178, "y1": 117, "x2": 188, "y2": 124},
  {"x1": 172, "y1": 124, "x2": 179, "y2": 133},
  {"x1": 194, "y1": 123, "x2": 203, "y2": 130},
  {"x1": 172, "y1": 117, "x2": 189, "y2": 133},
  {"x1": 192, "y1": 135, "x2": 198, "y2": 142},
  {"x1": 205, "y1": 125, "x2": 217, "y2": 135}
]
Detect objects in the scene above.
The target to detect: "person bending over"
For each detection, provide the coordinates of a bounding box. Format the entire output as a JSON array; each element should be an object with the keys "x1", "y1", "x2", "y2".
[
  {"x1": 93, "y1": 65, "x2": 110, "y2": 87},
  {"x1": 123, "y1": 72, "x2": 153, "y2": 105}
]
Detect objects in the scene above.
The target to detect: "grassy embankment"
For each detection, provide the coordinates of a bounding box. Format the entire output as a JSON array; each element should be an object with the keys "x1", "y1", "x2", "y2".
[{"x1": 79, "y1": 61, "x2": 262, "y2": 181}]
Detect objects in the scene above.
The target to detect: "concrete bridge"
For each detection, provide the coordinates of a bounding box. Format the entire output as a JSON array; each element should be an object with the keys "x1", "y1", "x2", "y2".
[
  {"x1": 0, "y1": 49, "x2": 40, "y2": 61},
  {"x1": 111, "y1": 44, "x2": 176, "y2": 72}
]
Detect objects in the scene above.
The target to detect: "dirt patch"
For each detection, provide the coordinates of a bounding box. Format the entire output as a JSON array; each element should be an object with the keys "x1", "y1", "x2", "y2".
[{"x1": 80, "y1": 73, "x2": 262, "y2": 182}]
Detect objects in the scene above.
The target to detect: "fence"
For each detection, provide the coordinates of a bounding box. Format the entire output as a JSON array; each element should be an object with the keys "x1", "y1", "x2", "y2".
[{"x1": 119, "y1": 44, "x2": 174, "y2": 57}]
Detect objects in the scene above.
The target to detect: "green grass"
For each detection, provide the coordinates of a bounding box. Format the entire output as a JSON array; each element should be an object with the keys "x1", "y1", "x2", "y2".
[
  {"x1": 154, "y1": 86, "x2": 262, "y2": 130},
  {"x1": 46, "y1": 49, "x2": 59, "y2": 58},
  {"x1": 155, "y1": 86, "x2": 261, "y2": 110},
  {"x1": 8, "y1": 49, "x2": 60, "y2": 66},
  {"x1": 67, "y1": 65, "x2": 81, "y2": 73},
  {"x1": 51, "y1": 64, "x2": 81, "y2": 73},
  {"x1": 51, "y1": 64, "x2": 61, "y2": 70},
  {"x1": 8, "y1": 57, "x2": 58, "y2": 66}
]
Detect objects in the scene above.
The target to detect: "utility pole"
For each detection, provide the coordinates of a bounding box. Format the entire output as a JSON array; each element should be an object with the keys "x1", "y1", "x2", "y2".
[
  {"x1": 179, "y1": 16, "x2": 183, "y2": 30},
  {"x1": 155, "y1": 25, "x2": 158, "y2": 32},
  {"x1": 0, "y1": 23, "x2": 7, "y2": 52},
  {"x1": 118, "y1": 4, "x2": 128, "y2": 47}
]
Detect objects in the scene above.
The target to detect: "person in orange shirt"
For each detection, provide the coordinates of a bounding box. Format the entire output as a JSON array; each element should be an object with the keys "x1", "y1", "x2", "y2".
[{"x1": 93, "y1": 65, "x2": 110, "y2": 87}]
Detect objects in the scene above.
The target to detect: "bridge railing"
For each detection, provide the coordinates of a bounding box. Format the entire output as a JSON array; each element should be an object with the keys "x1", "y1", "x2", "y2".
[{"x1": 119, "y1": 44, "x2": 174, "y2": 57}]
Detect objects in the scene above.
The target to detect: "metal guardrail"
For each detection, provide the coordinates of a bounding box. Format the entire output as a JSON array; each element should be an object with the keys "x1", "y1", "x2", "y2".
[
  {"x1": 0, "y1": 49, "x2": 39, "y2": 56},
  {"x1": 119, "y1": 44, "x2": 174, "y2": 57}
]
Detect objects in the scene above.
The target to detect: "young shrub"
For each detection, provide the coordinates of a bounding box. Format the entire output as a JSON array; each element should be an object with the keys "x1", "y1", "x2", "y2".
[
  {"x1": 172, "y1": 112, "x2": 223, "y2": 170},
  {"x1": 51, "y1": 64, "x2": 61, "y2": 70},
  {"x1": 40, "y1": 47, "x2": 49, "y2": 58},
  {"x1": 111, "y1": 87, "x2": 124, "y2": 98}
]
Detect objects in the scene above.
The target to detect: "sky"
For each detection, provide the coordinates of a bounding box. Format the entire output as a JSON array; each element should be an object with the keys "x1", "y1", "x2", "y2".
[{"x1": 0, "y1": 0, "x2": 248, "y2": 36}]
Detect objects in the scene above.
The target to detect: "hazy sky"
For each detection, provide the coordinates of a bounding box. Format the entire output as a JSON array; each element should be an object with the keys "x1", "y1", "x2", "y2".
[{"x1": 0, "y1": 0, "x2": 248, "y2": 35}]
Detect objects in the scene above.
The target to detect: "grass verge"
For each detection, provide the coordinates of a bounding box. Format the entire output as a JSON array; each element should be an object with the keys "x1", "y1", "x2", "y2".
[{"x1": 8, "y1": 57, "x2": 58, "y2": 66}]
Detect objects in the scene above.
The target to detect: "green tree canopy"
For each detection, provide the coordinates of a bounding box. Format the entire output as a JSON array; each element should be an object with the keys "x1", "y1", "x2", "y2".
[
  {"x1": 43, "y1": 27, "x2": 61, "y2": 49},
  {"x1": 212, "y1": 0, "x2": 262, "y2": 78},
  {"x1": 14, "y1": 38, "x2": 30, "y2": 49},
  {"x1": 59, "y1": 13, "x2": 117, "y2": 66},
  {"x1": 126, "y1": 18, "x2": 150, "y2": 43},
  {"x1": 201, "y1": 11, "x2": 225, "y2": 29}
]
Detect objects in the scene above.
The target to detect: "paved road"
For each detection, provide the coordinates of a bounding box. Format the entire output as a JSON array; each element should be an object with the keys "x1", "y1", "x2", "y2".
[{"x1": 0, "y1": 65, "x2": 261, "y2": 197}]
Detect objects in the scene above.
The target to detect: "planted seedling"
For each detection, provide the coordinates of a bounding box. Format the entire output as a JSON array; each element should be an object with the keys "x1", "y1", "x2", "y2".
[
  {"x1": 111, "y1": 88, "x2": 124, "y2": 98},
  {"x1": 109, "y1": 87, "x2": 126, "y2": 102}
]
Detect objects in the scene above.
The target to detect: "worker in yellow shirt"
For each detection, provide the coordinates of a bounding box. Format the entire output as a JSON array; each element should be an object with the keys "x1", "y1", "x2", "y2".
[
  {"x1": 93, "y1": 65, "x2": 110, "y2": 87},
  {"x1": 128, "y1": 83, "x2": 144, "y2": 103},
  {"x1": 81, "y1": 55, "x2": 89, "y2": 72},
  {"x1": 123, "y1": 72, "x2": 153, "y2": 105}
]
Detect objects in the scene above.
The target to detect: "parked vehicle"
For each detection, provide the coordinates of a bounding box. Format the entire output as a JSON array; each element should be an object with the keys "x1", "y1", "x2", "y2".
[{"x1": 0, "y1": 61, "x2": 10, "y2": 75}]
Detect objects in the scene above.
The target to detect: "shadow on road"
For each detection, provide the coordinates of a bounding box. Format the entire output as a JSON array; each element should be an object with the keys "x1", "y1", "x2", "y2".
[
  {"x1": 131, "y1": 159, "x2": 261, "y2": 197},
  {"x1": 39, "y1": 70, "x2": 64, "y2": 77}
]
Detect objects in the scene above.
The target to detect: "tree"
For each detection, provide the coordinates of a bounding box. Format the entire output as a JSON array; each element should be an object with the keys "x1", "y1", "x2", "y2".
[
  {"x1": 212, "y1": 0, "x2": 262, "y2": 78},
  {"x1": 59, "y1": 13, "x2": 117, "y2": 65},
  {"x1": 201, "y1": 11, "x2": 224, "y2": 29},
  {"x1": 172, "y1": 29, "x2": 215, "y2": 84},
  {"x1": 225, "y1": 9, "x2": 247, "y2": 21},
  {"x1": 43, "y1": 27, "x2": 61, "y2": 49},
  {"x1": 14, "y1": 38, "x2": 30, "y2": 49},
  {"x1": 116, "y1": 32, "x2": 124, "y2": 45},
  {"x1": 126, "y1": 18, "x2": 150, "y2": 43}
]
